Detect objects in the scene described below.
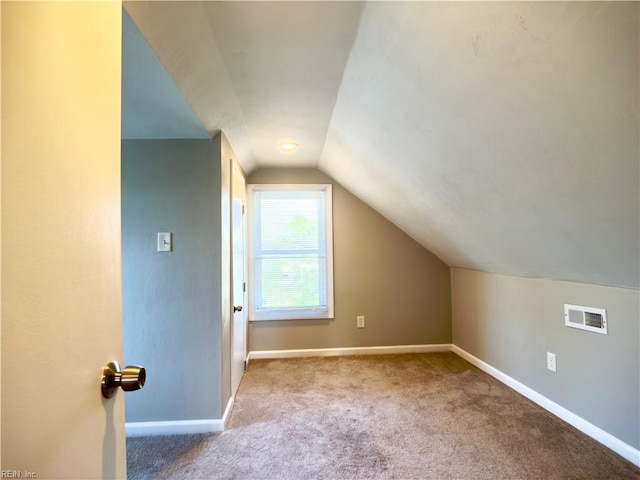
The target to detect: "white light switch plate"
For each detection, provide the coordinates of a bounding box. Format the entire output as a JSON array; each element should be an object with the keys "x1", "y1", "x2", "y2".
[{"x1": 157, "y1": 232, "x2": 172, "y2": 252}]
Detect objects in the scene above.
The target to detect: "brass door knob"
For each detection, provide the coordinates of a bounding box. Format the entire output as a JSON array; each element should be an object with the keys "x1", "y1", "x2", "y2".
[{"x1": 101, "y1": 360, "x2": 146, "y2": 398}]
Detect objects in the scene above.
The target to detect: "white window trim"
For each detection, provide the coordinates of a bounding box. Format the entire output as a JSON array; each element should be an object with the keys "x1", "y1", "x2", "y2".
[{"x1": 247, "y1": 184, "x2": 334, "y2": 321}]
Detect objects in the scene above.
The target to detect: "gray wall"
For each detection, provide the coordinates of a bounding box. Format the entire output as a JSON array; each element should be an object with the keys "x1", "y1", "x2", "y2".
[
  {"x1": 451, "y1": 268, "x2": 640, "y2": 449},
  {"x1": 247, "y1": 168, "x2": 452, "y2": 351},
  {"x1": 122, "y1": 139, "x2": 223, "y2": 421}
]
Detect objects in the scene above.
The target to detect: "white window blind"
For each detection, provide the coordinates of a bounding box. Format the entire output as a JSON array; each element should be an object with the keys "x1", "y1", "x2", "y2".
[{"x1": 248, "y1": 184, "x2": 333, "y2": 320}]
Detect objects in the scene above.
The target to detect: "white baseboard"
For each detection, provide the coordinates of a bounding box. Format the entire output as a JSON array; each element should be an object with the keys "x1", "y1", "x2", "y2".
[
  {"x1": 248, "y1": 343, "x2": 452, "y2": 361},
  {"x1": 126, "y1": 396, "x2": 235, "y2": 437},
  {"x1": 125, "y1": 419, "x2": 221, "y2": 437},
  {"x1": 451, "y1": 345, "x2": 640, "y2": 467},
  {"x1": 221, "y1": 395, "x2": 235, "y2": 428}
]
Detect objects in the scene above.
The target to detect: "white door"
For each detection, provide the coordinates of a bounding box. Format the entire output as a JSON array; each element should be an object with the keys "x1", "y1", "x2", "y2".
[
  {"x1": 1, "y1": 2, "x2": 127, "y2": 478},
  {"x1": 231, "y1": 161, "x2": 247, "y2": 395}
]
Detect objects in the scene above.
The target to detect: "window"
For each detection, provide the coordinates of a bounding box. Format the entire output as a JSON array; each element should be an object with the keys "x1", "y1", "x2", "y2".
[{"x1": 248, "y1": 184, "x2": 333, "y2": 320}]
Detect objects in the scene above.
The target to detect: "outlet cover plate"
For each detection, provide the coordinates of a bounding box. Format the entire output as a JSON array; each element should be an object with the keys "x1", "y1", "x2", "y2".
[{"x1": 547, "y1": 352, "x2": 556, "y2": 372}]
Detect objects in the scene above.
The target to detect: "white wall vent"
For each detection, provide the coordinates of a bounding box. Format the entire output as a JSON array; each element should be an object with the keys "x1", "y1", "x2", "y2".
[{"x1": 564, "y1": 304, "x2": 607, "y2": 335}]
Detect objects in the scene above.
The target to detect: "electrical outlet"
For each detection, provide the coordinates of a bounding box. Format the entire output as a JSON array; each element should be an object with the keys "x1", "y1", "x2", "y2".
[
  {"x1": 357, "y1": 316, "x2": 365, "y2": 329},
  {"x1": 547, "y1": 352, "x2": 556, "y2": 372}
]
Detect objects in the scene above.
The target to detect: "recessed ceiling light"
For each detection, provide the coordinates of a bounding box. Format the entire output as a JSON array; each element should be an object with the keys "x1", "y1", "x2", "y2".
[{"x1": 279, "y1": 141, "x2": 299, "y2": 153}]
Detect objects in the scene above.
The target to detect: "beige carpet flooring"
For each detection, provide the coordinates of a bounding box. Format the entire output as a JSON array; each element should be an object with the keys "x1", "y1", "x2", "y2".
[{"x1": 127, "y1": 352, "x2": 639, "y2": 479}]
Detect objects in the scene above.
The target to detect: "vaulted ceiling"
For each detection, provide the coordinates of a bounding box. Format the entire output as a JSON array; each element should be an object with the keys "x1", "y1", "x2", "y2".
[{"x1": 123, "y1": 1, "x2": 639, "y2": 289}]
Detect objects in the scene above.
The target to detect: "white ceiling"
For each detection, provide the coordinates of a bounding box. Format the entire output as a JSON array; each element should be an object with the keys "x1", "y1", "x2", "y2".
[
  {"x1": 122, "y1": 11, "x2": 209, "y2": 139},
  {"x1": 123, "y1": 1, "x2": 639, "y2": 288}
]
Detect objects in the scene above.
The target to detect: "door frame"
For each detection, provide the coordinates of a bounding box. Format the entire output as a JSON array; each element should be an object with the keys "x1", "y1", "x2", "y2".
[{"x1": 230, "y1": 158, "x2": 248, "y2": 396}]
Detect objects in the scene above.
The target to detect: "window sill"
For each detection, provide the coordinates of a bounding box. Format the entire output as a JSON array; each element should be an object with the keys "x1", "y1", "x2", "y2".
[{"x1": 249, "y1": 312, "x2": 334, "y2": 322}]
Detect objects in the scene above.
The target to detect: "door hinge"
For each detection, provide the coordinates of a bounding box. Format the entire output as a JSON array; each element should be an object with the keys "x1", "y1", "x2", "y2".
[
  {"x1": 242, "y1": 205, "x2": 245, "y2": 215},
  {"x1": 243, "y1": 282, "x2": 246, "y2": 293}
]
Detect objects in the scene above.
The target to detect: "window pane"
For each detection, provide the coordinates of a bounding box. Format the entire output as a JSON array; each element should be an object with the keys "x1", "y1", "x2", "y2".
[
  {"x1": 260, "y1": 198, "x2": 319, "y2": 251},
  {"x1": 257, "y1": 256, "x2": 325, "y2": 309}
]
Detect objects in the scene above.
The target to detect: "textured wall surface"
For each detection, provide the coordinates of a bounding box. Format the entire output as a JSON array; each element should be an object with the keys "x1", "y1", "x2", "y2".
[
  {"x1": 452, "y1": 268, "x2": 640, "y2": 449},
  {"x1": 122, "y1": 139, "x2": 223, "y2": 421},
  {"x1": 247, "y1": 168, "x2": 451, "y2": 351}
]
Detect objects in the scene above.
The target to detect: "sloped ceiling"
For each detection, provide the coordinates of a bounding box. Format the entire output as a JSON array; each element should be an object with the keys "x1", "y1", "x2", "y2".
[
  {"x1": 124, "y1": 1, "x2": 639, "y2": 288},
  {"x1": 122, "y1": 10, "x2": 209, "y2": 139}
]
